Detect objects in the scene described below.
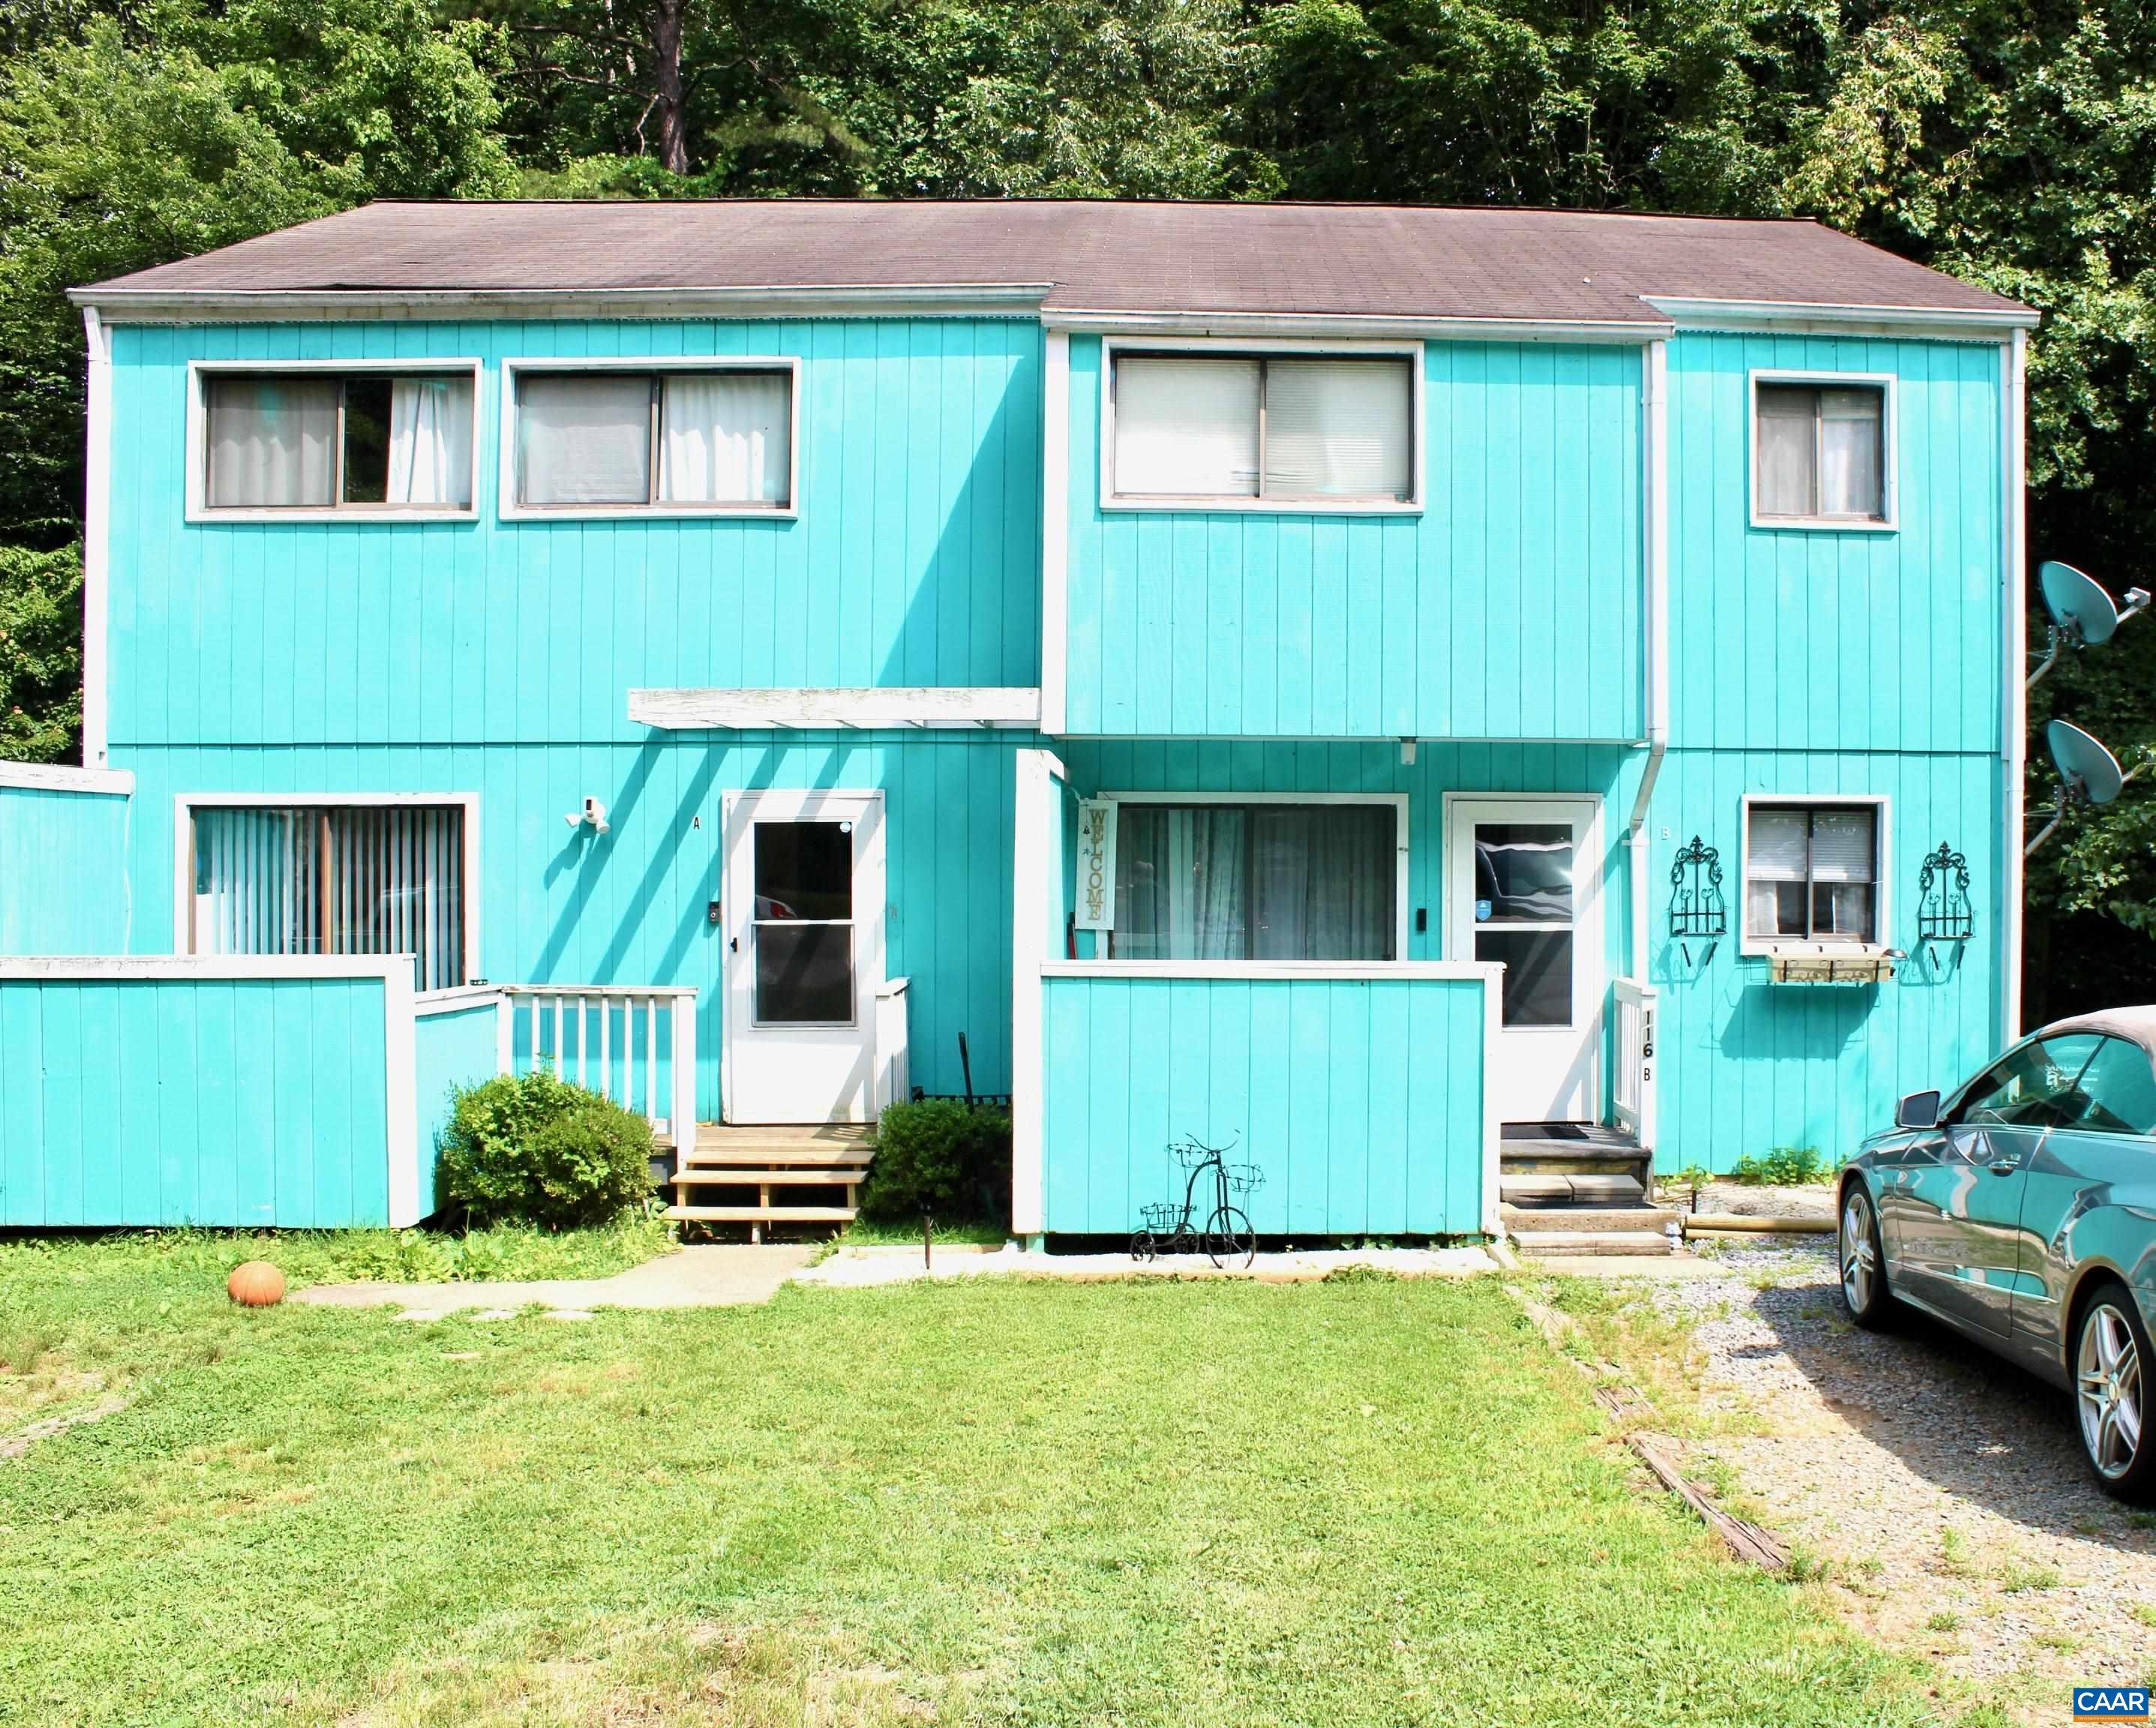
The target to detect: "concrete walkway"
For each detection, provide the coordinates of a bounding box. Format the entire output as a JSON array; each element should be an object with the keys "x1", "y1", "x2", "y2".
[
  {"x1": 797, "y1": 1241, "x2": 1502, "y2": 1288},
  {"x1": 293, "y1": 1244, "x2": 815, "y2": 1320}
]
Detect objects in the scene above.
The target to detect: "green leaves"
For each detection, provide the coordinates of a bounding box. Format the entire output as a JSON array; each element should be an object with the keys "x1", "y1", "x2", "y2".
[{"x1": 0, "y1": 544, "x2": 83, "y2": 764}]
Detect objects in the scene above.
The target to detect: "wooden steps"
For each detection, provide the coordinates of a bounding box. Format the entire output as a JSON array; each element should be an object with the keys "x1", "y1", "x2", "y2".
[
  {"x1": 665, "y1": 1123, "x2": 875, "y2": 1240},
  {"x1": 1500, "y1": 1123, "x2": 1670, "y2": 1258}
]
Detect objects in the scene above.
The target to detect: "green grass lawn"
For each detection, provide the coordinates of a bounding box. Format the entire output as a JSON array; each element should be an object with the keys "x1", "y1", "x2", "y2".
[{"x1": 0, "y1": 1243, "x2": 1939, "y2": 1728}]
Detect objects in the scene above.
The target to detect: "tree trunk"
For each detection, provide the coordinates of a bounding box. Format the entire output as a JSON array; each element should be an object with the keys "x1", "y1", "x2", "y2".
[{"x1": 653, "y1": 0, "x2": 689, "y2": 173}]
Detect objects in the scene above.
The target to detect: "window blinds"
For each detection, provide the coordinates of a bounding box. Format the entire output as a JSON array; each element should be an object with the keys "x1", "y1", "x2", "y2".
[
  {"x1": 192, "y1": 806, "x2": 466, "y2": 992},
  {"x1": 1113, "y1": 357, "x2": 1261, "y2": 496},
  {"x1": 1262, "y1": 358, "x2": 1413, "y2": 498},
  {"x1": 1746, "y1": 808, "x2": 1811, "y2": 880},
  {"x1": 515, "y1": 374, "x2": 653, "y2": 506},
  {"x1": 1808, "y1": 808, "x2": 1877, "y2": 883}
]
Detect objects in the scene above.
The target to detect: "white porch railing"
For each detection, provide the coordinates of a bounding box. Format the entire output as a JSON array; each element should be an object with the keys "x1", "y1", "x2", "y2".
[
  {"x1": 499, "y1": 985, "x2": 699, "y2": 1150},
  {"x1": 1611, "y1": 977, "x2": 1658, "y2": 1154}
]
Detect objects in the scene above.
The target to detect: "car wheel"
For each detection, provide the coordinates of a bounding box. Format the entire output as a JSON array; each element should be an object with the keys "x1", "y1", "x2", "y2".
[
  {"x1": 1838, "y1": 1182, "x2": 1893, "y2": 1330},
  {"x1": 2075, "y1": 1286, "x2": 2156, "y2": 1504}
]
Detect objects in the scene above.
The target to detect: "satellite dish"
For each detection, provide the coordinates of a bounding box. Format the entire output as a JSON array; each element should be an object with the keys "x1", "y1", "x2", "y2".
[
  {"x1": 2041, "y1": 561, "x2": 2127, "y2": 646},
  {"x1": 2048, "y1": 719, "x2": 2127, "y2": 805},
  {"x1": 2029, "y1": 719, "x2": 2144, "y2": 854}
]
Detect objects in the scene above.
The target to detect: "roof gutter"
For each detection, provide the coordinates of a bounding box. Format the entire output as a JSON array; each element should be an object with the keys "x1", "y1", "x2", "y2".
[
  {"x1": 1645, "y1": 295, "x2": 2040, "y2": 336},
  {"x1": 65, "y1": 282, "x2": 1056, "y2": 322},
  {"x1": 1049, "y1": 308, "x2": 1668, "y2": 344}
]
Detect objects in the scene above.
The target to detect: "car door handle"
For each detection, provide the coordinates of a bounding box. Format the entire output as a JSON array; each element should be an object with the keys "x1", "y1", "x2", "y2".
[{"x1": 1989, "y1": 1159, "x2": 2022, "y2": 1176}]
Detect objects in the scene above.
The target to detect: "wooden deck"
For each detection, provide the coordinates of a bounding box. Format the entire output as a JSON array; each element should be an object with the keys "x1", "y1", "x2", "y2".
[{"x1": 665, "y1": 1123, "x2": 875, "y2": 1241}]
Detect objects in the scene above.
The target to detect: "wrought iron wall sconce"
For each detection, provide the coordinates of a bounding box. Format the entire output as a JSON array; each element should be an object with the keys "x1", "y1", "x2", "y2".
[
  {"x1": 1914, "y1": 842, "x2": 1972, "y2": 979},
  {"x1": 1668, "y1": 835, "x2": 1727, "y2": 967}
]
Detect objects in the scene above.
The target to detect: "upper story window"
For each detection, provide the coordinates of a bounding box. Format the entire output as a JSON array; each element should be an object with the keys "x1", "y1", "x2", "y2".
[
  {"x1": 1108, "y1": 349, "x2": 1416, "y2": 508},
  {"x1": 509, "y1": 364, "x2": 794, "y2": 514},
  {"x1": 1743, "y1": 800, "x2": 1884, "y2": 947},
  {"x1": 1753, "y1": 376, "x2": 1891, "y2": 526},
  {"x1": 201, "y1": 370, "x2": 475, "y2": 512}
]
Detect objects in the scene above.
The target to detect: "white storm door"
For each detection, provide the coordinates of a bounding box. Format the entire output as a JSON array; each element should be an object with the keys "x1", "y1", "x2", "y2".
[
  {"x1": 722, "y1": 789, "x2": 884, "y2": 1124},
  {"x1": 1446, "y1": 797, "x2": 1603, "y2": 1124}
]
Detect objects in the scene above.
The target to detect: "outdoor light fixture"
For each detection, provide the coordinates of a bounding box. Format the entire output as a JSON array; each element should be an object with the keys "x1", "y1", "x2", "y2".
[{"x1": 565, "y1": 796, "x2": 609, "y2": 835}]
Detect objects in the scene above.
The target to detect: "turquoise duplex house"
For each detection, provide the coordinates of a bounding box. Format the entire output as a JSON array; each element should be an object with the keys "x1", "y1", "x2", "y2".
[{"x1": 0, "y1": 200, "x2": 2035, "y2": 1242}]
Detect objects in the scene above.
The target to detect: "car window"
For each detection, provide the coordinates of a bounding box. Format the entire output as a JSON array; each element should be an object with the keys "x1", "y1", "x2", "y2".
[
  {"x1": 2058, "y1": 1036, "x2": 2156, "y2": 1136},
  {"x1": 1955, "y1": 1033, "x2": 2104, "y2": 1130}
]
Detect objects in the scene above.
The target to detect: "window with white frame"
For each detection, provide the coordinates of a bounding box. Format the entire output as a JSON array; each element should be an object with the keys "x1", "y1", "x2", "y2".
[
  {"x1": 1755, "y1": 380, "x2": 1887, "y2": 522},
  {"x1": 512, "y1": 368, "x2": 792, "y2": 509},
  {"x1": 189, "y1": 804, "x2": 467, "y2": 990},
  {"x1": 1110, "y1": 352, "x2": 1414, "y2": 503},
  {"x1": 1109, "y1": 801, "x2": 1398, "y2": 961},
  {"x1": 203, "y1": 372, "x2": 475, "y2": 511},
  {"x1": 1744, "y1": 803, "x2": 1881, "y2": 945}
]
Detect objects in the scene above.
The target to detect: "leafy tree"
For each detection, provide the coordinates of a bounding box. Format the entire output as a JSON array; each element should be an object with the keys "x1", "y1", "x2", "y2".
[{"x1": 0, "y1": 544, "x2": 83, "y2": 764}]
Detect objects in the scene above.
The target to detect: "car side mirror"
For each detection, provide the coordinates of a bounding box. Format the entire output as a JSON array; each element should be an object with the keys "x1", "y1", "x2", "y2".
[{"x1": 1896, "y1": 1089, "x2": 1942, "y2": 1131}]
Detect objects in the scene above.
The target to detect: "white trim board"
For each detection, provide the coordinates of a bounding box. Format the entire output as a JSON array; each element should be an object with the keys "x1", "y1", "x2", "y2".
[
  {"x1": 2003, "y1": 329, "x2": 2028, "y2": 1040},
  {"x1": 1040, "y1": 330, "x2": 1070, "y2": 736},
  {"x1": 79, "y1": 309, "x2": 112, "y2": 767},
  {"x1": 1747, "y1": 369, "x2": 1899, "y2": 532},
  {"x1": 630, "y1": 686, "x2": 1042, "y2": 730},
  {"x1": 1041, "y1": 959, "x2": 1498, "y2": 982},
  {"x1": 1098, "y1": 335, "x2": 1426, "y2": 515},
  {"x1": 0, "y1": 761, "x2": 133, "y2": 795},
  {"x1": 1010, "y1": 748, "x2": 1066, "y2": 1237},
  {"x1": 74, "y1": 285, "x2": 1054, "y2": 323},
  {"x1": 497, "y1": 355, "x2": 802, "y2": 523},
  {"x1": 1056, "y1": 311, "x2": 1665, "y2": 344},
  {"x1": 0, "y1": 954, "x2": 413, "y2": 981},
  {"x1": 1095, "y1": 788, "x2": 1413, "y2": 962},
  {"x1": 183, "y1": 358, "x2": 484, "y2": 525},
  {"x1": 1647, "y1": 296, "x2": 2037, "y2": 335},
  {"x1": 1736, "y1": 792, "x2": 1894, "y2": 958},
  {"x1": 170, "y1": 791, "x2": 482, "y2": 982}
]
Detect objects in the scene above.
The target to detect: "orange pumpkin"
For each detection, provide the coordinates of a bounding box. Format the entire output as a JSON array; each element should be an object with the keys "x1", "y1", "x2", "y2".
[{"x1": 227, "y1": 1261, "x2": 286, "y2": 1307}]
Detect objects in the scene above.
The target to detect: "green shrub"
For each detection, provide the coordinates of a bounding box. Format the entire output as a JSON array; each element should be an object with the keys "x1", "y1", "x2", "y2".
[
  {"x1": 860, "y1": 1099, "x2": 1011, "y2": 1223},
  {"x1": 1731, "y1": 1145, "x2": 1832, "y2": 1186},
  {"x1": 435, "y1": 1068, "x2": 655, "y2": 1229}
]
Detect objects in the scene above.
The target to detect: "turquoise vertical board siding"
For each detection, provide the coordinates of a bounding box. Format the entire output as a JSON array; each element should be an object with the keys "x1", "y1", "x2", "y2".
[
  {"x1": 104, "y1": 318, "x2": 1043, "y2": 750},
  {"x1": 0, "y1": 787, "x2": 131, "y2": 952},
  {"x1": 1061, "y1": 337, "x2": 1644, "y2": 740},
  {"x1": 1038, "y1": 974, "x2": 1486, "y2": 1235},
  {"x1": 412, "y1": 1001, "x2": 501, "y2": 1218},
  {"x1": 1645, "y1": 748, "x2": 2005, "y2": 1173},
  {"x1": 0, "y1": 974, "x2": 392, "y2": 1227},
  {"x1": 1665, "y1": 333, "x2": 2004, "y2": 754},
  {"x1": 112, "y1": 734, "x2": 1022, "y2": 1120}
]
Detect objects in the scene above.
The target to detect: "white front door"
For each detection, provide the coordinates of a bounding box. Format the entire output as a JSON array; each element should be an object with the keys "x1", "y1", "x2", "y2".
[
  {"x1": 722, "y1": 789, "x2": 884, "y2": 1124},
  {"x1": 1445, "y1": 796, "x2": 1603, "y2": 1123}
]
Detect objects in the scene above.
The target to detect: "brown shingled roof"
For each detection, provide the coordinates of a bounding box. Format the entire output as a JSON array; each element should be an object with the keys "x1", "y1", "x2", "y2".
[{"x1": 77, "y1": 200, "x2": 2028, "y2": 323}]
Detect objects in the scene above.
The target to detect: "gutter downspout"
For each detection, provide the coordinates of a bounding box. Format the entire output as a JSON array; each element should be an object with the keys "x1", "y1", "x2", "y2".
[
  {"x1": 1629, "y1": 339, "x2": 1671, "y2": 980},
  {"x1": 79, "y1": 306, "x2": 111, "y2": 770}
]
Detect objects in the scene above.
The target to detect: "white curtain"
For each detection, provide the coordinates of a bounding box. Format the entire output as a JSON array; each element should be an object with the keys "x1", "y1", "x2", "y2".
[
  {"x1": 1818, "y1": 388, "x2": 1884, "y2": 518},
  {"x1": 1263, "y1": 358, "x2": 1413, "y2": 499},
  {"x1": 1113, "y1": 356, "x2": 1260, "y2": 496},
  {"x1": 388, "y1": 376, "x2": 475, "y2": 507},
  {"x1": 1251, "y1": 806, "x2": 1395, "y2": 959},
  {"x1": 659, "y1": 372, "x2": 791, "y2": 506},
  {"x1": 515, "y1": 374, "x2": 652, "y2": 506},
  {"x1": 1745, "y1": 806, "x2": 1809, "y2": 938},
  {"x1": 1113, "y1": 803, "x2": 1394, "y2": 961},
  {"x1": 206, "y1": 377, "x2": 336, "y2": 508},
  {"x1": 1755, "y1": 386, "x2": 1815, "y2": 517}
]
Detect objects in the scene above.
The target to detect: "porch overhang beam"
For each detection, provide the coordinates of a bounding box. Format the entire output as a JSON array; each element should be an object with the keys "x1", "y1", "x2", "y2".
[{"x1": 629, "y1": 686, "x2": 1042, "y2": 731}]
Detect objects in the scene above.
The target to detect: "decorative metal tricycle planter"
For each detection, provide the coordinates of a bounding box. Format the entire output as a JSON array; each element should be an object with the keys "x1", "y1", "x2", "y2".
[{"x1": 1130, "y1": 1136, "x2": 1264, "y2": 1268}]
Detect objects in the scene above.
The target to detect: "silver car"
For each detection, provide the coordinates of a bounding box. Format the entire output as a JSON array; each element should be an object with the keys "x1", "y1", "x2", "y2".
[{"x1": 1839, "y1": 1010, "x2": 2156, "y2": 1500}]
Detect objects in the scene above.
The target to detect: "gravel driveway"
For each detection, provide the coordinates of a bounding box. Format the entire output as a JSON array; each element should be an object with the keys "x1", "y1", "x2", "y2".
[{"x1": 1600, "y1": 1238, "x2": 2156, "y2": 1722}]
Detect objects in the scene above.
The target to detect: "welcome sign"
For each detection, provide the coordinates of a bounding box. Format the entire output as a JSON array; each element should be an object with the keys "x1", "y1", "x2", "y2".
[{"x1": 1076, "y1": 800, "x2": 1117, "y2": 933}]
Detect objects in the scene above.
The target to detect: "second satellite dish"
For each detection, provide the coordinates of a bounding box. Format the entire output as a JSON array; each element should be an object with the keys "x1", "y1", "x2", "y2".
[{"x1": 2049, "y1": 718, "x2": 2127, "y2": 804}]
